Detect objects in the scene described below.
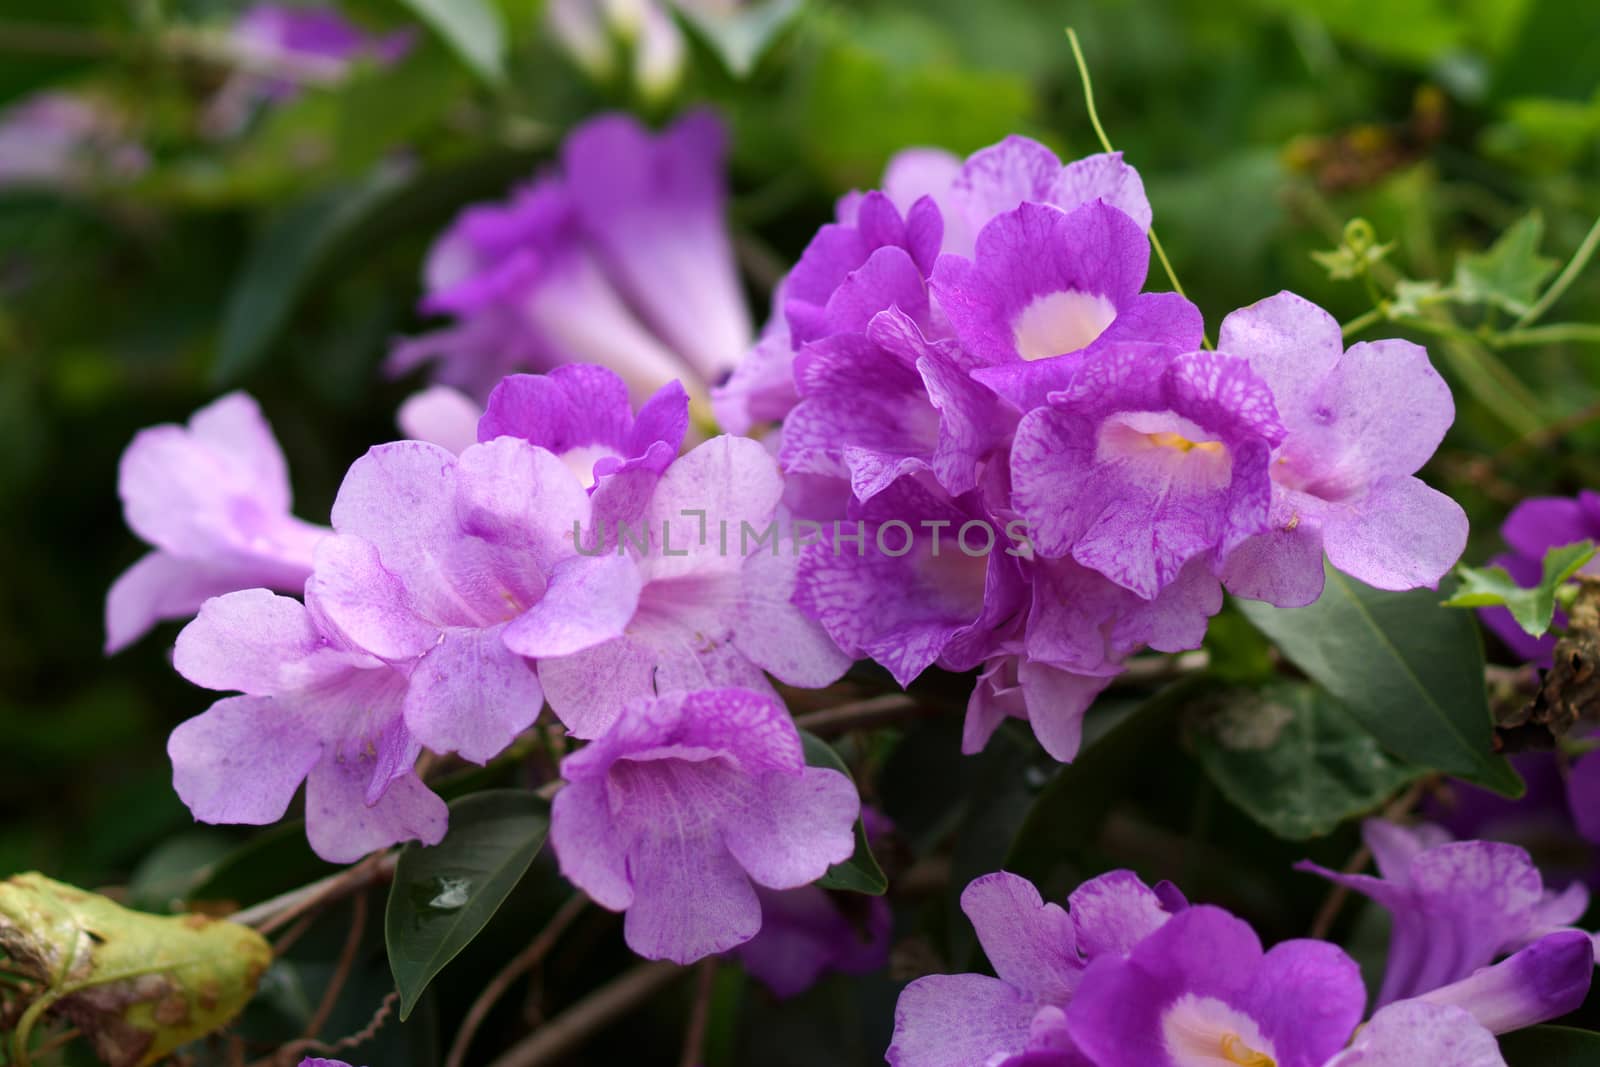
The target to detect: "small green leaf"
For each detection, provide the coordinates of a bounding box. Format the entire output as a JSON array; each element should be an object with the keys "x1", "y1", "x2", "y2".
[
  {"x1": 1446, "y1": 540, "x2": 1595, "y2": 636},
  {"x1": 1452, "y1": 211, "x2": 1559, "y2": 316},
  {"x1": 1189, "y1": 682, "x2": 1423, "y2": 839},
  {"x1": 800, "y1": 731, "x2": 887, "y2": 895},
  {"x1": 674, "y1": 0, "x2": 802, "y2": 77},
  {"x1": 1389, "y1": 278, "x2": 1444, "y2": 317},
  {"x1": 397, "y1": 0, "x2": 507, "y2": 85},
  {"x1": 1235, "y1": 564, "x2": 1520, "y2": 794},
  {"x1": 385, "y1": 790, "x2": 549, "y2": 1020},
  {"x1": 1500, "y1": 1024, "x2": 1600, "y2": 1065},
  {"x1": 1311, "y1": 217, "x2": 1392, "y2": 280}
]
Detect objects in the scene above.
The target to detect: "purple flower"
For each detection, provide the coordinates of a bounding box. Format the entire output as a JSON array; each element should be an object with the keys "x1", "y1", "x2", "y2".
[
  {"x1": 1429, "y1": 750, "x2": 1600, "y2": 885},
  {"x1": 1476, "y1": 491, "x2": 1600, "y2": 664},
  {"x1": 507, "y1": 434, "x2": 850, "y2": 738},
  {"x1": 300, "y1": 1059, "x2": 364, "y2": 1067},
  {"x1": 396, "y1": 385, "x2": 481, "y2": 455},
  {"x1": 888, "y1": 869, "x2": 1184, "y2": 1067},
  {"x1": 1216, "y1": 292, "x2": 1467, "y2": 606},
  {"x1": 107, "y1": 392, "x2": 328, "y2": 654},
  {"x1": 931, "y1": 201, "x2": 1203, "y2": 409},
  {"x1": 548, "y1": 687, "x2": 859, "y2": 963},
  {"x1": 1296, "y1": 819, "x2": 1597, "y2": 1005},
  {"x1": 478, "y1": 364, "x2": 688, "y2": 527},
  {"x1": 393, "y1": 111, "x2": 750, "y2": 405},
  {"x1": 732, "y1": 884, "x2": 891, "y2": 998},
  {"x1": 0, "y1": 91, "x2": 147, "y2": 190},
  {"x1": 1065, "y1": 905, "x2": 1366, "y2": 1067},
  {"x1": 169, "y1": 590, "x2": 447, "y2": 863},
  {"x1": 1011, "y1": 343, "x2": 1284, "y2": 600},
  {"x1": 306, "y1": 438, "x2": 592, "y2": 764}
]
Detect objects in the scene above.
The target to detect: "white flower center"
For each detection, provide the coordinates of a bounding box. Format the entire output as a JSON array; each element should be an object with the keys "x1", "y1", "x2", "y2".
[
  {"x1": 1161, "y1": 994, "x2": 1278, "y2": 1067},
  {"x1": 559, "y1": 443, "x2": 627, "y2": 489},
  {"x1": 1012, "y1": 289, "x2": 1118, "y2": 361},
  {"x1": 1095, "y1": 411, "x2": 1232, "y2": 491}
]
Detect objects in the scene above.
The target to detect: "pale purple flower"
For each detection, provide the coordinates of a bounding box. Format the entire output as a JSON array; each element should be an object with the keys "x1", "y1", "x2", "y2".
[
  {"x1": 506, "y1": 434, "x2": 850, "y2": 739},
  {"x1": 887, "y1": 869, "x2": 1184, "y2": 1067},
  {"x1": 300, "y1": 1059, "x2": 363, "y2": 1067},
  {"x1": 169, "y1": 589, "x2": 447, "y2": 863},
  {"x1": 1429, "y1": 750, "x2": 1600, "y2": 885},
  {"x1": 394, "y1": 111, "x2": 750, "y2": 406},
  {"x1": 1476, "y1": 491, "x2": 1600, "y2": 664},
  {"x1": 0, "y1": 92, "x2": 146, "y2": 190},
  {"x1": 1216, "y1": 292, "x2": 1467, "y2": 605},
  {"x1": 306, "y1": 438, "x2": 592, "y2": 764},
  {"x1": 548, "y1": 687, "x2": 859, "y2": 963},
  {"x1": 732, "y1": 884, "x2": 891, "y2": 998},
  {"x1": 1011, "y1": 343, "x2": 1284, "y2": 600},
  {"x1": 107, "y1": 392, "x2": 328, "y2": 654},
  {"x1": 931, "y1": 201, "x2": 1203, "y2": 409},
  {"x1": 1297, "y1": 819, "x2": 1598, "y2": 1005},
  {"x1": 1064, "y1": 905, "x2": 1366, "y2": 1067},
  {"x1": 396, "y1": 385, "x2": 481, "y2": 455}
]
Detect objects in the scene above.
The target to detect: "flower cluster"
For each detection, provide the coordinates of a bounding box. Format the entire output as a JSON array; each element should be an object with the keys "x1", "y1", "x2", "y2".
[
  {"x1": 890, "y1": 822, "x2": 1597, "y2": 1067},
  {"x1": 715, "y1": 135, "x2": 1468, "y2": 760}
]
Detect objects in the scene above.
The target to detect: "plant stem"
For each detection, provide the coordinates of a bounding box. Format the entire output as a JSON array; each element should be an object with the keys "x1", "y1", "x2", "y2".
[
  {"x1": 1515, "y1": 213, "x2": 1600, "y2": 328},
  {"x1": 1065, "y1": 27, "x2": 1211, "y2": 349},
  {"x1": 485, "y1": 962, "x2": 685, "y2": 1067},
  {"x1": 793, "y1": 693, "x2": 920, "y2": 736},
  {"x1": 1487, "y1": 322, "x2": 1600, "y2": 348},
  {"x1": 678, "y1": 960, "x2": 718, "y2": 1067},
  {"x1": 231, "y1": 851, "x2": 394, "y2": 932},
  {"x1": 1340, "y1": 306, "x2": 1384, "y2": 338}
]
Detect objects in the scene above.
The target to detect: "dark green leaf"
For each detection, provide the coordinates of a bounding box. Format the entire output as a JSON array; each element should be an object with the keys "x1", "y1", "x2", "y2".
[
  {"x1": 385, "y1": 789, "x2": 549, "y2": 1020},
  {"x1": 1446, "y1": 540, "x2": 1595, "y2": 637},
  {"x1": 1235, "y1": 565, "x2": 1520, "y2": 794},
  {"x1": 1452, "y1": 212, "x2": 1559, "y2": 316},
  {"x1": 397, "y1": 0, "x2": 507, "y2": 84},
  {"x1": 801, "y1": 731, "x2": 887, "y2": 895},
  {"x1": 1500, "y1": 1025, "x2": 1600, "y2": 1065},
  {"x1": 1189, "y1": 682, "x2": 1423, "y2": 839}
]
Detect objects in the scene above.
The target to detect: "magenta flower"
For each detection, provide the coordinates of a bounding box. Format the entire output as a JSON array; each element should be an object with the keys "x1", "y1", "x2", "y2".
[
  {"x1": 393, "y1": 111, "x2": 750, "y2": 405},
  {"x1": 1065, "y1": 905, "x2": 1366, "y2": 1067},
  {"x1": 306, "y1": 438, "x2": 593, "y2": 764},
  {"x1": 1011, "y1": 343, "x2": 1284, "y2": 600},
  {"x1": 548, "y1": 687, "x2": 859, "y2": 964},
  {"x1": 1297, "y1": 819, "x2": 1597, "y2": 1005},
  {"x1": 169, "y1": 590, "x2": 447, "y2": 863},
  {"x1": 107, "y1": 392, "x2": 328, "y2": 654},
  {"x1": 1475, "y1": 491, "x2": 1600, "y2": 664},
  {"x1": 887, "y1": 870, "x2": 1183, "y2": 1067},
  {"x1": 1216, "y1": 292, "x2": 1467, "y2": 606},
  {"x1": 931, "y1": 201, "x2": 1203, "y2": 409},
  {"x1": 507, "y1": 434, "x2": 850, "y2": 738},
  {"x1": 732, "y1": 884, "x2": 891, "y2": 998}
]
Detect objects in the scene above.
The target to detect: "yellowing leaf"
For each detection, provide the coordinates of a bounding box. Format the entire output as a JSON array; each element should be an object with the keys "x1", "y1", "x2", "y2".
[{"x1": 0, "y1": 872, "x2": 272, "y2": 1067}]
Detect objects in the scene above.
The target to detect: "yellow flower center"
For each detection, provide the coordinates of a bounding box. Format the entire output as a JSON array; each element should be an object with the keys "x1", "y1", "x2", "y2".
[
  {"x1": 1145, "y1": 431, "x2": 1226, "y2": 455},
  {"x1": 1221, "y1": 1033, "x2": 1276, "y2": 1067}
]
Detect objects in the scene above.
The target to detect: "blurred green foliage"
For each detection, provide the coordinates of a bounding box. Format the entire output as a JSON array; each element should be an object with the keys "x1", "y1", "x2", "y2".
[{"x1": 3, "y1": 0, "x2": 1600, "y2": 1062}]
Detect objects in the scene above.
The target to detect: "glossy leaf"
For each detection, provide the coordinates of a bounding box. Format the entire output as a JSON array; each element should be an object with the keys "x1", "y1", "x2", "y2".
[
  {"x1": 1235, "y1": 565, "x2": 1520, "y2": 794},
  {"x1": 1500, "y1": 1025, "x2": 1600, "y2": 1065},
  {"x1": 1189, "y1": 682, "x2": 1423, "y2": 839},
  {"x1": 801, "y1": 731, "x2": 888, "y2": 895},
  {"x1": 397, "y1": 0, "x2": 507, "y2": 85},
  {"x1": 1446, "y1": 540, "x2": 1595, "y2": 637},
  {"x1": 385, "y1": 789, "x2": 549, "y2": 1020}
]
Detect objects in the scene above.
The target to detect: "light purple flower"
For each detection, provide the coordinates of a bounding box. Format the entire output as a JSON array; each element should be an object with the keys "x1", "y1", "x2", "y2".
[
  {"x1": 1216, "y1": 292, "x2": 1467, "y2": 605},
  {"x1": 1475, "y1": 491, "x2": 1600, "y2": 665},
  {"x1": 1429, "y1": 750, "x2": 1600, "y2": 885},
  {"x1": 306, "y1": 437, "x2": 601, "y2": 763},
  {"x1": 732, "y1": 884, "x2": 891, "y2": 998},
  {"x1": 1297, "y1": 819, "x2": 1597, "y2": 1005},
  {"x1": 169, "y1": 589, "x2": 447, "y2": 863},
  {"x1": 1011, "y1": 343, "x2": 1284, "y2": 600},
  {"x1": 931, "y1": 201, "x2": 1203, "y2": 409},
  {"x1": 396, "y1": 385, "x2": 481, "y2": 455},
  {"x1": 1064, "y1": 905, "x2": 1366, "y2": 1067},
  {"x1": 0, "y1": 91, "x2": 147, "y2": 190},
  {"x1": 1323, "y1": 1001, "x2": 1505, "y2": 1067},
  {"x1": 508, "y1": 434, "x2": 850, "y2": 738},
  {"x1": 107, "y1": 392, "x2": 328, "y2": 654},
  {"x1": 548, "y1": 687, "x2": 859, "y2": 964},
  {"x1": 394, "y1": 111, "x2": 749, "y2": 406},
  {"x1": 887, "y1": 869, "x2": 1183, "y2": 1067}
]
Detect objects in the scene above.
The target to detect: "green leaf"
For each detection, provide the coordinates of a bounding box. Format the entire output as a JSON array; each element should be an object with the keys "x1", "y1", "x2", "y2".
[
  {"x1": 1188, "y1": 682, "x2": 1423, "y2": 839},
  {"x1": 1500, "y1": 1025, "x2": 1600, "y2": 1065},
  {"x1": 674, "y1": 0, "x2": 802, "y2": 77},
  {"x1": 800, "y1": 731, "x2": 888, "y2": 895},
  {"x1": 1446, "y1": 540, "x2": 1595, "y2": 636},
  {"x1": 396, "y1": 0, "x2": 507, "y2": 85},
  {"x1": 385, "y1": 790, "x2": 549, "y2": 1020},
  {"x1": 1005, "y1": 677, "x2": 1208, "y2": 884},
  {"x1": 1452, "y1": 211, "x2": 1559, "y2": 316},
  {"x1": 1235, "y1": 564, "x2": 1520, "y2": 794}
]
